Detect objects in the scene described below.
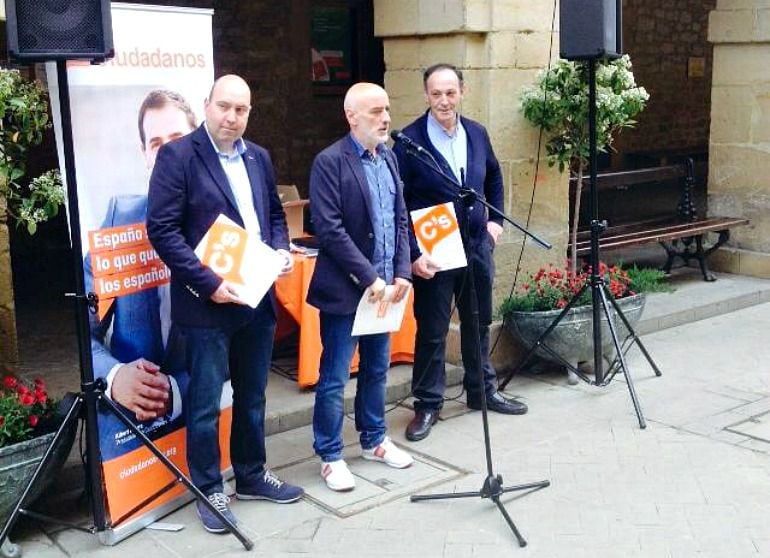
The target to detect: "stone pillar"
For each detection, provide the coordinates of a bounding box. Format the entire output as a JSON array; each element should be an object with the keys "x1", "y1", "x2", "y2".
[
  {"x1": 0, "y1": 198, "x2": 19, "y2": 368},
  {"x1": 708, "y1": 0, "x2": 770, "y2": 277},
  {"x1": 374, "y1": 0, "x2": 568, "y2": 301},
  {"x1": 374, "y1": 0, "x2": 568, "y2": 368}
]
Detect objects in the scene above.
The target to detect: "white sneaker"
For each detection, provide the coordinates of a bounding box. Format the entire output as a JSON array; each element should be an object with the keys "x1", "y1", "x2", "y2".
[
  {"x1": 320, "y1": 459, "x2": 355, "y2": 492},
  {"x1": 362, "y1": 436, "x2": 414, "y2": 469}
]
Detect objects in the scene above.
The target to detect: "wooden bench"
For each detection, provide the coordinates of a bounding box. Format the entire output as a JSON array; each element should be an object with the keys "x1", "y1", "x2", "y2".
[{"x1": 573, "y1": 160, "x2": 749, "y2": 281}]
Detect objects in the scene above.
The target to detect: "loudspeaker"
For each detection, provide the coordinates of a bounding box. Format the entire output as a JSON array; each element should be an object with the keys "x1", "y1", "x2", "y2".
[
  {"x1": 5, "y1": 0, "x2": 114, "y2": 61},
  {"x1": 560, "y1": 0, "x2": 622, "y2": 61}
]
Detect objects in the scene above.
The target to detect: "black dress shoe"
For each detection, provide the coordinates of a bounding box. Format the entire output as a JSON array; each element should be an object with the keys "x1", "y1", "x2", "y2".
[
  {"x1": 405, "y1": 409, "x2": 439, "y2": 441},
  {"x1": 467, "y1": 392, "x2": 528, "y2": 415}
]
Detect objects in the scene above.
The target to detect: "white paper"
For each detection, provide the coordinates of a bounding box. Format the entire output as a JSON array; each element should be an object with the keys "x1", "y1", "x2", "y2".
[
  {"x1": 351, "y1": 284, "x2": 411, "y2": 336},
  {"x1": 410, "y1": 202, "x2": 467, "y2": 271},
  {"x1": 194, "y1": 214, "x2": 286, "y2": 308}
]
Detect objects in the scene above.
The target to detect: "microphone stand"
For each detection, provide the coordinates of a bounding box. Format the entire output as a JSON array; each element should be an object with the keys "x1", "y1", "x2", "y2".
[{"x1": 400, "y1": 142, "x2": 550, "y2": 547}]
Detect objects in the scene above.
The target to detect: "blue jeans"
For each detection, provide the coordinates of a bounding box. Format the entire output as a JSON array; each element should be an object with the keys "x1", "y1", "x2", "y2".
[
  {"x1": 180, "y1": 300, "x2": 274, "y2": 495},
  {"x1": 313, "y1": 311, "x2": 390, "y2": 462}
]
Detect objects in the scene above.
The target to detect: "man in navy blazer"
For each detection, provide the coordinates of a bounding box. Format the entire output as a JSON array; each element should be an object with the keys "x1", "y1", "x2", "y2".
[
  {"x1": 147, "y1": 75, "x2": 303, "y2": 534},
  {"x1": 86, "y1": 90, "x2": 196, "y2": 461},
  {"x1": 307, "y1": 82, "x2": 414, "y2": 492},
  {"x1": 393, "y1": 64, "x2": 528, "y2": 443}
]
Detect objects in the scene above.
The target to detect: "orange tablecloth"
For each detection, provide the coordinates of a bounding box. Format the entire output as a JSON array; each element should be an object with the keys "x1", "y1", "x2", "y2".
[{"x1": 275, "y1": 254, "x2": 415, "y2": 388}]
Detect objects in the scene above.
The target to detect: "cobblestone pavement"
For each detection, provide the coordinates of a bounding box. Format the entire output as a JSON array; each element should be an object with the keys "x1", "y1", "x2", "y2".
[{"x1": 10, "y1": 298, "x2": 770, "y2": 558}]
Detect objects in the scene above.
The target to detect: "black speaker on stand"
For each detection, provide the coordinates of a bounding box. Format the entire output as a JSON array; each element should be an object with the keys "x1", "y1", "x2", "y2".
[
  {"x1": 5, "y1": 0, "x2": 114, "y2": 61},
  {"x1": 560, "y1": 0, "x2": 622, "y2": 61},
  {"x1": 500, "y1": 0, "x2": 662, "y2": 428},
  {"x1": 2, "y1": 1, "x2": 254, "y2": 551}
]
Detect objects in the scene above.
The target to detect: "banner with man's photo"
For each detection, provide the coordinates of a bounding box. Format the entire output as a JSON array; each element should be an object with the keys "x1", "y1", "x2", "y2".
[{"x1": 48, "y1": 2, "x2": 226, "y2": 544}]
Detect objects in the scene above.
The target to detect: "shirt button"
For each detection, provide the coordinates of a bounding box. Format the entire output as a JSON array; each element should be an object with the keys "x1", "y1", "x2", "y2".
[{"x1": 368, "y1": 233, "x2": 374, "y2": 239}]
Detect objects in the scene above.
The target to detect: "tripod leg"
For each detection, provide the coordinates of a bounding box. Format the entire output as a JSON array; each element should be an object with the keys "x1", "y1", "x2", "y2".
[
  {"x1": 0, "y1": 394, "x2": 84, "y2": 549},
  {"x1": 98, "y1": 396, "x2": 254, "y2": 550},
  {"x1": 607, "y1": 296, "x2": 663, "y2": 377},
  {"x1": 598, "y1": 290, "x2": 646, "y2": 429},
  {"x1": 493, "y1": 496, "x2": 527, "y2": 547}
]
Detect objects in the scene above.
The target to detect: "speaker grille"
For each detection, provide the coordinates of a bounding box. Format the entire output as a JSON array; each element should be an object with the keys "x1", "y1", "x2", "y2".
[{"x1": 7, "y1": 0, "x2": 113, "y2": 60}]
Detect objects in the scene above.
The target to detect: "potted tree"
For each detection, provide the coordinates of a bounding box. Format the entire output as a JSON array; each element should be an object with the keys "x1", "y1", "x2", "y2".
[
  {"x1": 1, "y1": 67, "x2": 63, "y2": 369},
  {"x1": 519, "y1": 55, "x2": 649, "y2": 275},
  {"x1": 1, "y1": 67, "x2": 63, "y2": 234}
]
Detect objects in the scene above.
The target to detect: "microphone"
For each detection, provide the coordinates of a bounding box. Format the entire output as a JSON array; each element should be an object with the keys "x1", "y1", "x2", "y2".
[{"x1": 390, "y1": 130, "x2": 428, "y2": 155}]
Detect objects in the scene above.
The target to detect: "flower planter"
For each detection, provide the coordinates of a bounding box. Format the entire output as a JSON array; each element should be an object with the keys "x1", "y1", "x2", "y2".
[
  {"x1": 506, "y1": 293, "x2": 647, "y2": 365},
  {"x1": 0, "y1": 421, "x2": 76, "y2": 558}
]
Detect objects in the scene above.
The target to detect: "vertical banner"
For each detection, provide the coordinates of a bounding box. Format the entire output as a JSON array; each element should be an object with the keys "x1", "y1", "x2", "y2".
[{"x1": 48, "y1": 3, "x2": 223, "y2": 544}]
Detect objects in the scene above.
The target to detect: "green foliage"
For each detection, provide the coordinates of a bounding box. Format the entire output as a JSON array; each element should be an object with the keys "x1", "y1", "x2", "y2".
[
  {"x1": 519, "y1": 55, "x2": 649, "y2": 172},
  {"x1": 625, "y1": 265, "x2": 672, "y2": 295},
  {"x1": 0, "y1": 68, "x2": 63, "y2": 234}
]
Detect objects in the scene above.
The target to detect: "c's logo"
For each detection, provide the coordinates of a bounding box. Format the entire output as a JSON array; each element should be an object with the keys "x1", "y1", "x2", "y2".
[
  {"x1": 413, "y1": 204, "x2": 458, "y2": 254},
  {"x1": 201, "y1": 222, "x2": 247, "y2": 284}
]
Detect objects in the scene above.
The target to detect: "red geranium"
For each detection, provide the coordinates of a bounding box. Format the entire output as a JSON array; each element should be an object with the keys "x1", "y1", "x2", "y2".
[
  {"x1": 0, "y1": 374, "x2": 58, "y2": 447},
  {"x1": 499, "y1": 261, "x2": 646, "y2": 313}
]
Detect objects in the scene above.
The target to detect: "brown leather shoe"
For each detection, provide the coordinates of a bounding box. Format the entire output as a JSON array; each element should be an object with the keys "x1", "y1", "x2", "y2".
[{"x1": 405, "y1": 409, "x2": 439, "y2": 442}]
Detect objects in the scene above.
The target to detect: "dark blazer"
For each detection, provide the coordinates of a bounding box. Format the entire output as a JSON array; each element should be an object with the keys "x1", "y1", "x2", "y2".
[
  {"x1": 307, "y1": 136, "x2": 411, "y2": 315},
  {"x1": 147, "y1": 125, "x2": 289, "y2": 328},
  {"x1": 393, "y1": 112, "x2": 504, "y2": 261}
]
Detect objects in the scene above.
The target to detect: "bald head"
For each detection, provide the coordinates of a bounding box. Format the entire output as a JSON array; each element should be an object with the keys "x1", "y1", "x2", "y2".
[
  {"x1": 344, "y1": 82, "x2": 391, "y2": 152},
  {"x1": 204, "y1": 74, "x2": 252, "y2": 153}
]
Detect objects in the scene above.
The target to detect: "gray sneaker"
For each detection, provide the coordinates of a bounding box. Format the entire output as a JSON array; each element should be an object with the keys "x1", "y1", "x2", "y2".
[{"x1": 196, "y1": 492, "x2": 237, "y2": 534}]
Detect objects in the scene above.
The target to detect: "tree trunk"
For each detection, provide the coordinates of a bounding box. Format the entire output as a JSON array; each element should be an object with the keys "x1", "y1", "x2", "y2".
[
  {"x1": 0, "y1": 197, "x2": 20, "y2": 369},
  {"x1": 569, "y1": 164, "x2": 585, "y2": 276}
]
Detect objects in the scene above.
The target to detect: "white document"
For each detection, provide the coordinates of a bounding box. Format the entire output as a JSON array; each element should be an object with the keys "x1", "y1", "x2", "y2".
[
  {"x1": 410, "y1": 202, "x2": 467, "y2": 271},
  {"x1": 194, "y1": 214, "x2": 286, "y2": 308},
  {"x1": 351, "y1": 284, "x2": 411, "y2": 336}
]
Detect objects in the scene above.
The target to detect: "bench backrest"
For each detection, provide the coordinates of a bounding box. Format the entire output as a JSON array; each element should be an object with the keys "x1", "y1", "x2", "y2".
[{"x1": 569, "y1": 159, "x2": 708, "y2": 230}]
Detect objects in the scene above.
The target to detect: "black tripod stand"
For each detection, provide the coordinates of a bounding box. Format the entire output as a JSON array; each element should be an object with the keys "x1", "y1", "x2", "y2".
[
  {"x1": 397, "y1": 141, "x2": 550, "y2": 546},
  {"x1": 0, "y1": 61, "x2": 252, "y2": 551},
  {"x1": 498, "y1": 59, "x2": 662, "y2": 429}
]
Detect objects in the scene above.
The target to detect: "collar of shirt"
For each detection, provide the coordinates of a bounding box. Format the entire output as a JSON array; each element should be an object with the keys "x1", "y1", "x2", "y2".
[
  {"x1": 204, "y1": 122, "x2": 247, "y2": 161},
  {"x1": 426, "y1": 110, "x2": 464, "y2": 139},
  {"x1": 348, "y1": 133, "x2": 386, "y2": 161},
  {"x1": 426, "y1": 112, "x2": 467, "y2": 183}
]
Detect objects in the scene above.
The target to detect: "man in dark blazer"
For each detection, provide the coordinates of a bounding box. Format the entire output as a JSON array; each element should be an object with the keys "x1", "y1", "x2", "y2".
[
  {"x1": 147, "y1": 75, "x2": 303, "y2": 534},
  {"x1": 307, "y1": 82, "x2": 413, "y2": 492},
  {"x1": 393, "y1": 63, "x2": 528, "y2": 443}
]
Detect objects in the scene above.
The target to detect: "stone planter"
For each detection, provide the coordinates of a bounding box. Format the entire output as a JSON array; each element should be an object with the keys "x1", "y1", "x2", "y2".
[
  {"x1": 505, "y1": 293, "x2": 647, "y2": 366},
  {"x1": 0, "y1": 421, "x2": 77, "y2": 558}
]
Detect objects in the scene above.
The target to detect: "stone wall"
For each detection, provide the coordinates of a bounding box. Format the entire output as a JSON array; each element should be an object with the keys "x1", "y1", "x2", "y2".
[
  {"x1": 0, "y1": 199, "x2": 18, "y2": 368},
  {"x1": 707, "y1": 0, "x2": 770, "y2": 277},
  {"x1": 613, "y1": 0, "x2": 717, "y2": 166},
  {"x1": 374, "y1": 0, "x2": 569, "y2": 307}
]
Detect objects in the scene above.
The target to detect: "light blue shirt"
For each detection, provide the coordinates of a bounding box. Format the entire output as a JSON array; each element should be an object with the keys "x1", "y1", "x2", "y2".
[
  {"x1": 349, "y1": 134, "x2": 396, "y2": 283},
  {"x1": 204, "y1": 123, "x2": 261, "y2": 241},
  {"x1": 427, "y1": 111, "x2": 468, "y2": 185}
]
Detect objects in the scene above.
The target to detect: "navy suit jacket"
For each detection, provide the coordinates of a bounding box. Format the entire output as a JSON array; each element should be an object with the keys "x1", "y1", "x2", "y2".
[
  {"x1": 147, "y1": 125, "x2": 290, "y2": 328},
  {"x1": 307, "y1": 136, "x2": 411, "y2": 315},
  {"x1": 393, "y1": 112, "x2": 504, "y2": 261}
]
